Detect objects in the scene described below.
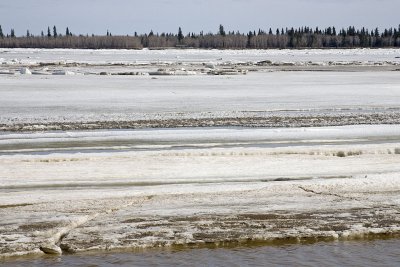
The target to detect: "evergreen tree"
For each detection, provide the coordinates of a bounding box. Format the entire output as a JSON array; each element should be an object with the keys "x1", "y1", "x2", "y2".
[
  {"x1": 66, "y1": 27, "x2": 70, "y2": 36},
  {"x1": 247, "y1": 31, "x2": 253, "y2": 48},
  {"x1": 219, "y1": 24, "x2": 226, "y2": 36},
  {"x1": 26, "y1": 30, "x2": 30, "y2": 37},
  {"x1": 0, "y1": 25, "x2": 3, "y2": 38},
  {"x1": 10, "y1": 29, "x2": 15, "y2": 38},
  {"x1": 47, "y1": 27, "x2": 51, "y2": 37},
  {"x1": 41, "y1": 31, "x2": 44, "y2": 37},
  {"x1": 178, "y1": 27, "x2": 184, "y2": 42},
  {"x1": 374, "y1": 27, "x2": 379, "y2": 37},
  {"x1": 53, "y1": 26, "x2": 57, "y2": 37}
]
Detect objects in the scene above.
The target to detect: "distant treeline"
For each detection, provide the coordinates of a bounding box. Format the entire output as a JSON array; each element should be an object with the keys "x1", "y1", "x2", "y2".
[{"x1": 0, "y1": 25, "x2": 400, "y2": 49}]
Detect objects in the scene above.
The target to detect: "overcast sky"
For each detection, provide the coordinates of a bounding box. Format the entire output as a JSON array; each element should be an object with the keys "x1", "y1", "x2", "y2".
[{"x1": 1, "y1": 0, "x2": 399, "y2": 36}]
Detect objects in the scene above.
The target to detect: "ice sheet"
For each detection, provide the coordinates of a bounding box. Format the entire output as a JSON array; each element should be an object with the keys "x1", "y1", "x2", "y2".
[
  {"x1": 1, "y1": 48, "x2": 400, "y2": 65},
  {"x1": 1, "y1": 125, "x2": 400, "y2": 147},
  {"x1": 1, "y1": 72, "x2": 400, "y2": 126}
]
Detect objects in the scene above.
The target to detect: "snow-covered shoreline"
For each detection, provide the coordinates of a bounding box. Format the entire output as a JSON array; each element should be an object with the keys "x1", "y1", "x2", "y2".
[{"x1": 1, "y1": 125, "x2": 400, "y2": 257}]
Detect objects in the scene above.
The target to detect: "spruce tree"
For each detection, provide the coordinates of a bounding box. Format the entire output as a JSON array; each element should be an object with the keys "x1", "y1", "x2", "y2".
[
  {"x1": 66, "y1": 27, "x2": 70, "y2": 36},
  {"x1": 47, "y1": 27, "x2": 51, "y2": 37},
  {"x1": 374, "y1": 28, "x2": 379, "y2": 37},
  {"x1": 219, "y1": 24, "x2": 226, "y2": 36},
  {"x1": 247, "y1": 31, "x2": 253, "y2": 48},
  {"x1": 0, "y1": 25, "x2": 3, "y2": 38},
  {"x1": 178, "y1": 27, "x2": 184, "y2": 42},
  {"x1": 53, "y1": 26, "x2": 57, "y2": 37},
  {"x1": 10, "y1": 29, "x2": 15, "y2": 38}
]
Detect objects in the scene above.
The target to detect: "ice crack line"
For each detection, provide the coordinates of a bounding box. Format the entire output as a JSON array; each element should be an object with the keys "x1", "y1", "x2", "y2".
[
  {"x1": 39, "y1": 196, "x2": 151, "y2": 255},
  {"x1": 298, "y1": 186, "x2": 359, "y2": 201}
]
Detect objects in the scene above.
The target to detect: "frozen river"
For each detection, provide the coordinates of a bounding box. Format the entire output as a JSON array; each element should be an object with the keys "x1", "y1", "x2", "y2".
[
  {"x1": 1, "y1": 72, "x2": 400, "y2": 128},
  {"x1": 1, "y1": 48, "x2": 400, "y2": 260},
  {"x1": 1, "y1": 48, "x2": 400, "y2": 65},
  {"x1": 1, "y1": 48, "x2": 400, "y2": 128}
]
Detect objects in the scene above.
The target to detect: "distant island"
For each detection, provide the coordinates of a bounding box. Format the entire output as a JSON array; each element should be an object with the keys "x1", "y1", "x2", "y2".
[{"x1": 0, "y1": 24, "x2": 399, "y2": 49}]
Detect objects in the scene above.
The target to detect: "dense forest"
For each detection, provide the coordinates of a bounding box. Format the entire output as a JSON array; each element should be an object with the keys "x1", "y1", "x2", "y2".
[{"x1": 0, "y1": 25, "x2": 400, "y2": 49}]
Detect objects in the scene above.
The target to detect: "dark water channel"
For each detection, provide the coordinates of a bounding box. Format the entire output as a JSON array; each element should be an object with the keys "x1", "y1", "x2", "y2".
[{"x1": 3, "y1": 238, "x2": 400, "y2": 267}]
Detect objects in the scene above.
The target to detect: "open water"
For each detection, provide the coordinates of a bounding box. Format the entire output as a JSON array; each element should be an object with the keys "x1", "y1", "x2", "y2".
[{"x1": 3, "y1": 239, "x2": 400, "y2": 267}]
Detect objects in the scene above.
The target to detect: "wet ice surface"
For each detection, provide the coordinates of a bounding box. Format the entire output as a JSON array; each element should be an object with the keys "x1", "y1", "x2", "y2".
[{"x1": 1, "y1": 48, "x2": 400, "y2": 259}]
